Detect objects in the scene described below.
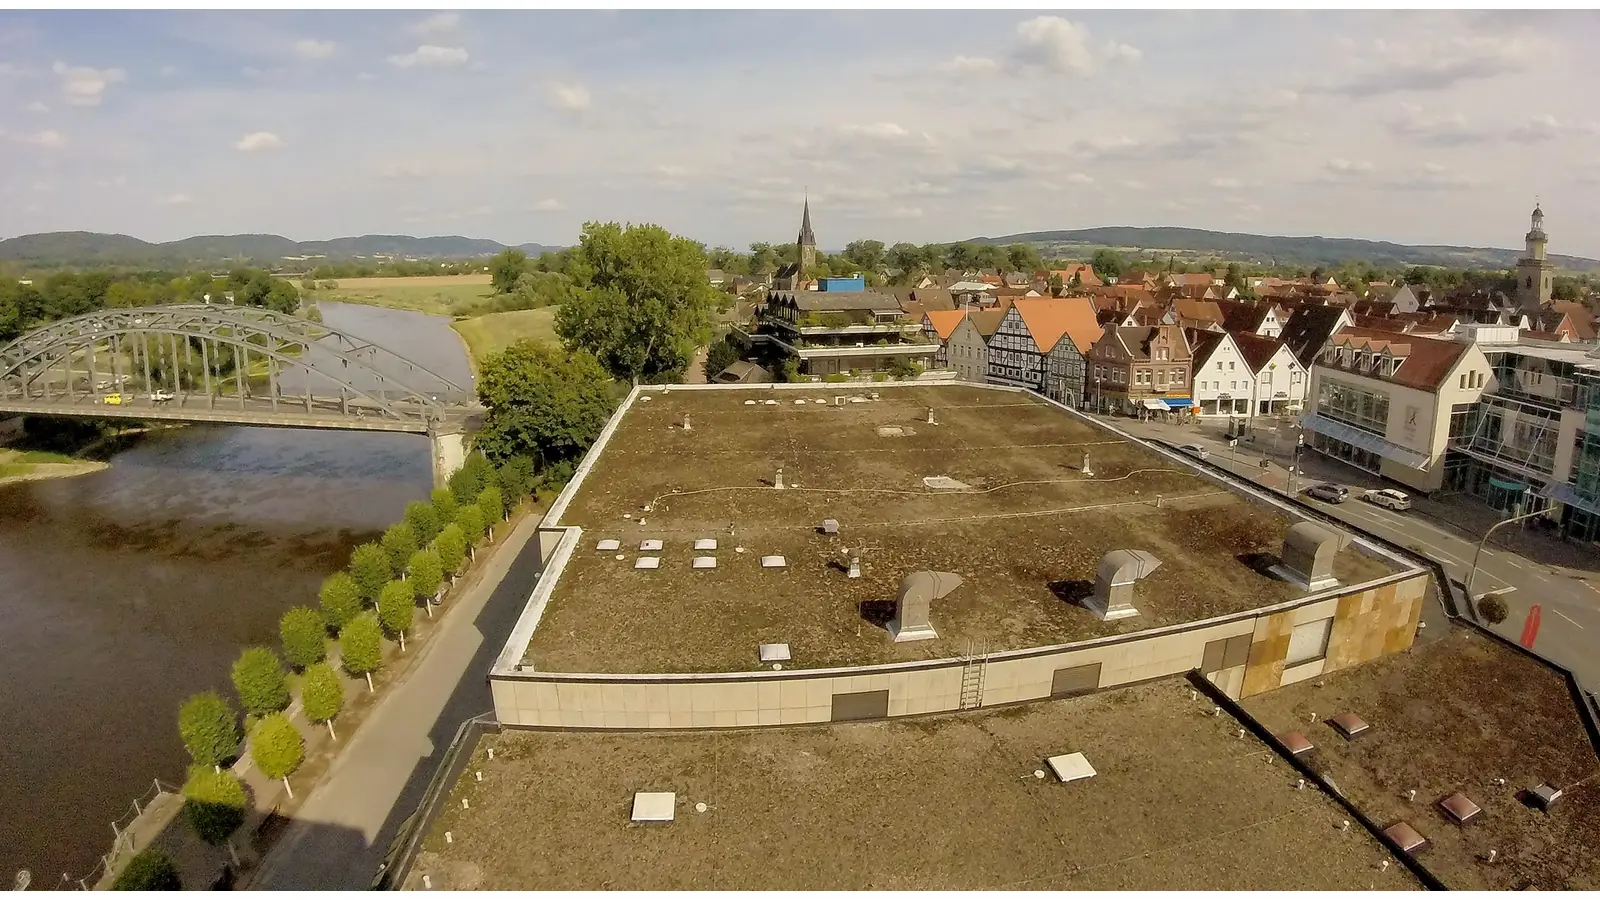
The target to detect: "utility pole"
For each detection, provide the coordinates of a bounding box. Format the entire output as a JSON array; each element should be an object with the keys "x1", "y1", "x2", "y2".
[
  {"x1": 1289, "y1": 432, "x2": 1304, "y2": 495},
  {"x1": 1465, "y1": 490, "x2": 1545, "y2": 600}
]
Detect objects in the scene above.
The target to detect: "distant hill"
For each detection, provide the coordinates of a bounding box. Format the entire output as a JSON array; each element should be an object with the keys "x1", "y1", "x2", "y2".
[
  {"x1": 969, "y1": 226, "x2": 1600, "y2": 272},
  {"x1": 0, "y1": 231, "x2": 565, "y2": 268}
]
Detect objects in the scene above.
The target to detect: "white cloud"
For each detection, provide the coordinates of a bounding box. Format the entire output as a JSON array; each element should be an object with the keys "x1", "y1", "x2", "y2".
[
  {"x1": 26, "y1": 100, "x2": 48, "y2": 113},
  {"x1": 1209, "y1": 177, "x2": 1244, "y2": 189},
  {"x1": 942, "y1": 55, "x2": 999, "y2": 76},
  {"x1": 24, "y1": 129, "x2": 64, "y2": 148},
  {"x1": 387, "y1": 45, "x2": 469, "y2": 68},
  {"x1": 1064, "y1": 172, "x2": 1094, "y2": 185},
  {"x1": 1508, "y1": 114, "x2": 1599, "y2": 144},
  {"x1": 1105, "y1": 41, "x2": 1143, "y2": 65},
  {"x1": 294, "y1": 39, "x2": 337, "y2": 60},
  {"x1": 356, "y1": 72, "x2": 377, "y2": 82},
  {"x1": 532, "y1": 198, "x2": 565, "y2": 212},
  {"x1": 1325, "y1": 158, "x2": 1373, "y2": 174},
  {"x1": 1319, "y1": 34, "x2": 1534, "y2": 97},
  {"x1": 1385, "y1": 104, "x2": 1482, "y2": 145},
  {"x1": 1014, "y1": 16, "x2": 1096, "y2": 75},
  {"x1": 94, "y1": 175, "x2": 126, "y2": 188},
  {"x1": 51, "y1": 61, "x2": 126, "y2": 107},
  {"x1": 1122, "y1": 179, "x2": 1150, "y2": 191},
  {"x1": 548, "y1": 81, "x2": 591, "y2": 111},
  {"x1": 410, "y1": 12, "x2": 461, "y2": 36},
  {"x1": 235, "y1": 131, "x2": 284, "y2": 152},
  {"x1": 157, "y1": 193, "x2": 192, "y2": 206}
]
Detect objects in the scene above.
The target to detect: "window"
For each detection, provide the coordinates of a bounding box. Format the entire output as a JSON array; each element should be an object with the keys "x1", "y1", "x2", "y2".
[
  {"x1": 1216, "y1": 361, "x2": 1223, "y2": 371},
  {"x1": 1459, "y1": 373, "x2": 1468, "y2": 390},
  {"x1": 1228, "y1": 361, "x2": 1236, "y2": 371},
  {"x1": 1230, "y1": 380, "x2": 1238, "y2": 390},
  {"x1": 1285, "y1": 617, "x2": 1332, "y2": 666}
]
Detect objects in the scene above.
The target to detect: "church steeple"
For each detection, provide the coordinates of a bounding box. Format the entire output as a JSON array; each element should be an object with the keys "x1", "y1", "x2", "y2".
[
  {"x1": 796, "y1": 193, "x2": 817, "y2": 272},
  {"x1": 1516, "y1": 200, "x2": 1554, "y2": 311}
]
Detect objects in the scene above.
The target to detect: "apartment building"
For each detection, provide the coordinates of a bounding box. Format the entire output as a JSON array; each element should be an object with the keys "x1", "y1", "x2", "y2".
[
  {"x1": 985, "y1": 298, "x2": 1101, "y2": 406},
  {"x1": 1086, "y1": 324, "x2": 1194, "y2": 415}
]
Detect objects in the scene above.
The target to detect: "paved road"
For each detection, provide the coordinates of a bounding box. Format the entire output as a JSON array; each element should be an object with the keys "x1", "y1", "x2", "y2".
[
  {"x1": 1101, "y1": 414, "x2": 1600, "y2": 693},
  {"x1": 251, "y1": 511, "x2": 546, "y2": 890}
]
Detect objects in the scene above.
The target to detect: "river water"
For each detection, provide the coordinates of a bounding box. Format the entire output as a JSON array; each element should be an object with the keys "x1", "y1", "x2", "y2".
[{"x1": 0, "y1": 302, "x2": 472, "y2": 886}]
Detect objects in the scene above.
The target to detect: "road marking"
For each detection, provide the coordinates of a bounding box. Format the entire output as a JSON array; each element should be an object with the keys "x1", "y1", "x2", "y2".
[{"x1": 1552, "y1": 608, "x2": 1585, "y2": 629}]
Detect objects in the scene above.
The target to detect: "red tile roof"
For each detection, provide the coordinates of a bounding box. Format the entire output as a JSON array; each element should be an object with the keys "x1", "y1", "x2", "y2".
[
  {"x1": 1011, "y1": 297, "x2": 1103, "y2": 355},
  {"x1": 1326, "y1": 326, "x2": 1471, "y2": 392},
  {"x1": 923, "y1": 309, "x2": 968, "y2": 341}
]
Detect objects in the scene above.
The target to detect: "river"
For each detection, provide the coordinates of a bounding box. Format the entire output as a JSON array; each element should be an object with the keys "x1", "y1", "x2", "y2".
[{"x1": 0, "y1": 302, "x2": 472, "y2": 886}]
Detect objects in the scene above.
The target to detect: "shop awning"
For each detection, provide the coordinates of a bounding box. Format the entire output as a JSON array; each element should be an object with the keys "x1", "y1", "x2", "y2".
[
  {"x1": 1299, "y1": 413, "x2": 1432, "y2": 470},
  {"x1": 1543, "y1": 481, "x2": 1600, "y2": 517},
  {"x1": 1164, "y1": 398, "x2": 1193, "y2": 408},
  {"x1": 1142, "y1": 398, "x2": 1170, "y2": 410}
]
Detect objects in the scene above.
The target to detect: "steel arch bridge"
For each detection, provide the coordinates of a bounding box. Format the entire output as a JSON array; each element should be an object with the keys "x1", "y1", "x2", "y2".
[{"x1": 0, "y1": 304, "x2": 482, "y2": 435}]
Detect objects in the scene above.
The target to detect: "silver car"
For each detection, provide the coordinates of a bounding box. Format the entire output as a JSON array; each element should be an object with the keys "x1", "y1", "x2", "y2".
[{"x1": 1363, "y1": 488, "x2": 1412, "y2": 511}]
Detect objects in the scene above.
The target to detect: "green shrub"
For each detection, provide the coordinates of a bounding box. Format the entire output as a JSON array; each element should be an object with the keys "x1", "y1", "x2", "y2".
[
  {"x1": 300, "y1": 662, "x2": 344, "y2": 740},
  {"x1": 404, "y1": 500, "x2": 441, "y2": 545},
  {"x1": 448, "y1": 453, "x2": 495, "y2": 506},
  {"x1": 231, "y1": 647, "x2": 289, "y2": 718},
  {"x1": 477, "y1": 485, "x2": 505, "y2": 522},
  {"x1": 495, "y1": 456, "x2": 536, "y2": 502},
  {"x1": 872, "y1": 373, "x2": 889, "y2": 382},
  {"x1": 181, "y1": 766, "x2": 247, "y2": 849},
  {"x1": 177, "y1": 691, "x2": 239, "y2": 769},
  {"x1": 823, "y1": 373, "x2": 850, "y2": 383},
  {"x1": 278, "y1": 606, "x2": 327, "y2": 670},
  {"x1": 1478, "y1": 592, "x2": 1509, "y2": 625},
  {"x1": 250, "y1": 713, "x2": 305, "y2": 796},
  {"x1": 430, "y1": 487, "x2": 458, "y2": 523},
  {"x1": 341, "y1": 612, "x2": 384, "y2": 690},
  {"x1": 112, "y1": 850, "x2": 181, "y2": 890},
  {"x1": 318, "y1": 571, "x2": 363, "y2": 630},
  {"x1": 381, "y1": 522, "x2": 419, "y2": 573},
  {"x1": 456, "y1": 504, "x2": 485, "y2": 545},
  {"x1": 348, "y1": 543, "x2": 392, "y2": 604},
  {"x1": 408, "y1": 547, "x2": 442, "y2": 603},
  {"x1": 377, "y1": 580, "x2": 415, "y2": 649},
  {"x1": 705, "y1": 339, "x2": 739, "y2": 377},
  {"x1": 434, "y1": 524, "x2": 466, "y2": 576}
]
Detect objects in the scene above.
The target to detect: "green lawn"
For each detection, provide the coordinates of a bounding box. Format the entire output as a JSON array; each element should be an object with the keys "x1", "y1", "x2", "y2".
[
  {"x1": 450, "y1": 308, "x2": 559, "y2": 371},
  {"x1": 300, "y1": 276, "x2": 496, "y2": 317}
]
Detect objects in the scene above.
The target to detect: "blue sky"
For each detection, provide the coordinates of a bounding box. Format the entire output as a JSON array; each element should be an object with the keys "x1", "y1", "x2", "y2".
[{"x1": 4, "y1": 10, "x2": 1600, "y2": 256}]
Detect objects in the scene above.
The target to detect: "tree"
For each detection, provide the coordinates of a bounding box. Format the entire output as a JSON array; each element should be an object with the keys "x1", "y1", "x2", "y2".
[
  {"x1": 842, "y1": 239, "x2": 886, "y2": 272},
  {"x1": 496, "y1": 454, "x2": 537, "y2": 501},
  {"x1": 435, "y1": 523, "x2": 467, "y2": 578},
  {"x1": 318, "y1": 571, "x2": 363, "y2": 631},
  {"x1": 404, "y1": 500, "x2": 441, "y2": 545},
  {"x1": 705, "y1": 338, "x2": 739, "y2": 378},
  {"x1": 1047, "y1": 273, "x2": 1064, "y2": 297},
  {"x1": 340, "y1": 612, "x2": 384, "y2": 691},
  {"x1": 279, "y1": 606, "x2": 327, "y2": 670},
  {"x1": 1091, "y1": 249, "x2": 1125, "y2": 283},
  {"x1": 348, "y1": 542, "x2": 392, "y2": 604},
  {"x1": 381, "y1": 521, "x2": 419, "y2": 574},
  {"x1": 112, "y1": 850, "x2": 181, "y2": 890},
  {"x1": 250, "y1": 713, "x2": 305, "y2": 798},
  {"x1": 474, "y1": 339, "x2": 615, "y2": 467},
  {"x1": 489, "y1": 248, "x2": 529, "y2": 294},
  {"x1": 378, "y1": 580, "x2": 416, "y2": 650},
  {"x1": 231, "y1": 647, "x2": 289, "y2": 718},
  {"x1": 182, "y1": 766, "x2": 247, "y2": 864},
  {"x1": 178, "y1": 691, "x2": 239, "y2": 770},
  {"x1": 408, "y1": 547, "x2": 442, "y2": 609},
  {"x1": 1478, "y1": 592, "x2": 1509, "y2": 625},
  {"x1": 456, "y1": 503, "x2": 485, "y2": 549},
  {"x1": 1007, "y1": 243, "x2": 1043, "y2": 273},
  {"x1": 478, "y1": 485, "x2": 505, "y2": 524},
  {"x1": 300, "y1": 662, "x2": 344, "y2": 741},
  {"x1": 554, "y1": 221, "x2": 718, "y2": 383},
  {"x1": 430, "y1": 487, "x2": 458, "y2": 524},
  {"x1": 448, "y1": 452, "x2": 496, "y2": 506},
  {"x1": 887, "y1": 242, "x2": 928, "y2": 279}
]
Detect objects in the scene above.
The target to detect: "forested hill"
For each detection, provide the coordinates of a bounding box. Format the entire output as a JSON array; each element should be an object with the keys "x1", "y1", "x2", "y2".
[
  {"x1": 0, "y1": 231, "x2": 564, "y2": 268},
  {"x1": 969, "y1": 226, "x2": 1600, "y2": 271}
]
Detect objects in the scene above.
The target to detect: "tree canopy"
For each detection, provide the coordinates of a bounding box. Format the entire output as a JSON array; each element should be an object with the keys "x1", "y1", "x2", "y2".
[
  {"x1": 279, "y1": 606, "x2": 327, "y2": 670},
  {"x1": 250, "y1": 713, "x2": 304, "y2": 785},
  {"x1": 407, "y1": 547, "x2": 442, "y2": 602},
  {"x1": 381, "y1": 521, "x2": 419, "y2": 574},
  {"x1": 404, "y1": 500, "x2": 442, "y2": 545},
  {"x1": 1091, "y1": 249, "x2": 1125, "y2": 282},
  {"x1": 447, "y1": 452, "x2": 496, "y2": 506},
  {"x1": 349, "y1": 542, "x2": 392, "y2": 604},
  {"x1": 455, "y1": 503, "x2": 485, "y2": 545},
  {"x1": 377, "y1": 580, "x2": 415, "y2": 644},
  {"x1": 300, "y1": 662, "x2": 344, "y2": 737},
  {"x1": 181, "y1": 766, "x2": 247, "y2": 848},
  {"x1": 177, "y1": 691, "x2": 239, "y2": 770},
  {"x1": 473, "y1": 339, "x2": 615, "y2": 468},
  {"x1": 318, "y1": 571, "x2": 363, "y2": 631},
  {"x1": 434, "y1": 523, "x2": 467, "y2": 576},
  {"x1": 340, "y1": 612, "x2": 384, "y2": 684},
  {"x1": 489, "y1": 248, "x2": 529, "y2": 294},
  {"x1": 231, "y1": 647, "x2": 290, "y2": 718},
  {"x1": 554, "y1": 221, "x2": 718, "y2": 383},
  {"x1": 429, "y1": 487, "x2": 458, "y2": 523},
  {"x1": 112, "y1": 850, "x2": 182, "y2": 891}
]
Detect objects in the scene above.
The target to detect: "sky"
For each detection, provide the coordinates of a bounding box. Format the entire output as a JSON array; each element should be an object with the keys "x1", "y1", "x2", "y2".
[{"x1": 3, "y1": 10, "x2": 1600, "y2": 256}]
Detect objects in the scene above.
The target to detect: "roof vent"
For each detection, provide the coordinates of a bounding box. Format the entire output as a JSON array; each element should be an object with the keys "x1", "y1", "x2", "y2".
[
  {"x1": 1528, "y1": 782, "x2": 1565, "y2": 811},
  {"x1": 694, "y1": 538, "x2": 718, "y2": 551},
  {"x1": 1328, "y1": 712, "x2": 1370, "y2": 739},
  {"x1": 758, "y1": 643, "x2": 791, "y2": 663},
  {"x1": 1439, "y1": 792, "x2": 1482, "y2": 825},
  {"x1": 635, "y1": 557, "x2": 661, "y2": 570},
  {"x1": 639, "y1": 539, "x2": 663, "y2": 552},
  {"x1": 1273, "y1": 522, "x2": 1350, "y2": 591},
  {"x1": 761, "y1": 555, "x2": 787, "y2": 568},
  {"x1": 888, "y1": 570, "x2": 964, "y2": 642},
  {"x1": 1083, "y1": 549, "x2": 1161, "y2": 621},
  {"x1": 596, "y1": 539, "x2": 621, "y2": 552},
  {"x1": 1382, "y1": 820, "x2": 1428, "y2": 853},
  {"x1": 631, "y1": 791, "x2": 676, "y2": 823},
  {"x1": 1277, "y1": 731, "x2": 1314, "y2": 756},
  {"x1": 820, "y1": 519, "x2": 839, "y2": 535},
  {"x1": 692, "y1": 556, "x2": 717, "y2": 569},
  {"x1": 1046, "y1": 752, "x2": 1096, "y2": 783}
]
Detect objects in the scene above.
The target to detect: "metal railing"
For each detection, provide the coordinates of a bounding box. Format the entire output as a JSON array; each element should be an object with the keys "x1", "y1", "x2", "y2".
[{"x1": 53, "y1": 777, "x2": 180, "y2": 891}]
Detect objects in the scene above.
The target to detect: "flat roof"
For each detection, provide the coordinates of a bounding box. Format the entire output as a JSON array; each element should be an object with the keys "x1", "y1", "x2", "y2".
[
  {"x1": 523, "y1": 385, "x2": 1404, "y2": 674},
  {"x1": 1476, "y1": 340, "x2": 1600, "y2": 366},
  {"x1": 1242, "y1": 628, "x2": 1600, "y2": 890},
  {"x1": 406, "y1": 680, "x2": 1421, "y2": 890}
]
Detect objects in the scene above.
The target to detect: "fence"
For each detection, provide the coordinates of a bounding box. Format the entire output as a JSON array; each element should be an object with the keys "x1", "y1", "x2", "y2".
[{"x1": 51, "y1": 777, "x2": 179, "y2": 891}]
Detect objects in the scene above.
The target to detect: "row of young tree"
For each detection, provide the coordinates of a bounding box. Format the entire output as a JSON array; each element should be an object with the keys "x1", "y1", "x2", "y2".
[
  {"x1": 129, "y1": 457, "x2": 520, "y2": 889},
  {"x1": 0, "y1": 267, "x2": 302, "y2": 344}
]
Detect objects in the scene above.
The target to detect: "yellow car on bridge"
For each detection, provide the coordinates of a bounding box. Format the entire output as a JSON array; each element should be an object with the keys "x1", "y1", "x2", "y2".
[{"x1": 102, "y1": 393, "x2": 124, "y2": 405}]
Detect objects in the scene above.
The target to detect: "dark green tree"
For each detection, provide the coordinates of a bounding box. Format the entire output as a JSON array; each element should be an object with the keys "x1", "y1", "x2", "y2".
[
  {"x1": 478, "y1": 485, "x2": 505, "y2": 527},
  {"x1": 429, "y1": 486, "x2": 458, "y2": 524},
  {"x1": 278, "y1": 606, "x2": 327, "y2": 670},
  {"x1": 250, "y1": 713, "x2": 305, "y2": 798},
  {"x1": 495, "y1": 455, "x2": 536, "y2": 502},
  {"x1": 1048, "y1": 273, "x2": 1064, "y2": 296},
  {"x1": 377, "y1": 580, "x2": 416, "y2": 651},
  {"x1": 842, "y1": 239, "x2": 886, "y2": 271},
  {"x1": 1007, "y1": 243, "x2": 1043, "y2": 273},
  {"x1": 1478, "y1": 592, "x2": 1509, "y2": 625},
  {"x1": 340, "y1": 612, "x2": 384, "y2": 691},
  {"x1": 403, "y1": 500, "x2": 441, "y2": 545},
  {"x1": 448, "y1": 452, "x2": 496, "y2": 506},
  {"x1": 473, "y1": 340, "x2": 615, "y2": 467},
  {"x1": 554, "y1": 221, "x2": 718, "y2": 383},
  {"x1": 112, "y1": 850, "x2": 181, "y2": 890},
  {"x1": 181, "y1": 766, "x2": 247, "y2": 864},
  {"x1": 177, "y1": 691, "x2": 239, "y2": 770},
  {"x1": 231, "y1": 647, "x2": 290, "y2": 718},
  {"x1": 349, "y1": 542, "x2": 392, "y2": 604},
  {"x1": 705, "y1": 338, "x2": 739, "y2": 378},
  {"x1": 1091, "y1": 249, "x2": 1125, "y2": 283},
  {"x1": 318, "y1": 571, "x2": 363, "y2": 631},
  {"x1": 489, "y1": 248, "x2": 529, "y2": 294},
  {"x1": 407, "y1": 547, "x2": 443, "y2": 609},
  {"x1": 381, "y1": 521, "x2": 419, "y2": 574},
  {"x1": 456, "y1": 503, "x2": 485, "y2": 549},
  {"x1": 435, "y1": 523, "x2": 467, "y2": 578},
  {"x1": 300, "y1": 661, "x2": 345, "y2": 741}
]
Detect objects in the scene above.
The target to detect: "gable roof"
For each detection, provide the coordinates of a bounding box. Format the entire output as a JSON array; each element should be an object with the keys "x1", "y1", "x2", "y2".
[
  {"x1": 1173, "y1": 299, "x2": 1225, "y2": 326},
  {"x1": 1051, "y1": 264, "x2": 1103, "y2": 288},
  {"x1": 1280, "y1": 305, "x2": 1351, "y2": 367},
  {"x1": 1325, "y1": 326, "x2": 1472, "y2": 392},
  {"x1": 772, "y1": 290, "x2": 903, "y2": 314},
  {"x1": 970, "y1": 308, "x2": 1008, "y2": 337},
  {"x1": 1215, "y1": 299, "x2": 1274, "y2": 334},
  {"x1": 1010, "y1": 297, "x2": 1103, "y2": 355},
  {"x1": 923, "y1": 309, "x2": 968, "y2": 341},
  {"x1": 1549, "y1": 301, "x2": 1596, "y2": 341},
  {"x1": 1185, "y1": 328, "x2": 1230, "y2": 368},
  {"x1": 1232, "y1": 332, "x2": 1290, "y2": 373}
]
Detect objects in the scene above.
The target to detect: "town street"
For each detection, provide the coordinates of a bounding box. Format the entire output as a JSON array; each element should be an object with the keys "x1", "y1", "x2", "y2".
[{"x1": 1097, "y1": 412, "x2": 1600, "y2": 693}]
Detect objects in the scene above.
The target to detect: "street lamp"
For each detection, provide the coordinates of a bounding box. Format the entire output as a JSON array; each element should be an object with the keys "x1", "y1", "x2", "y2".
[
  {"x1": 1465, "y1": 489, "x2": 1545, "y2": 601},
  {"x1": 1289, "y1": 432, "x2": 1305, "y2": 495}
]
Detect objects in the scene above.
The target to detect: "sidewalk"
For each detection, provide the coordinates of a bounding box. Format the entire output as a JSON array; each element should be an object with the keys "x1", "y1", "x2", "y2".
[{"x1": 249, "y1": 508, "x2": 546, "y2": 890}]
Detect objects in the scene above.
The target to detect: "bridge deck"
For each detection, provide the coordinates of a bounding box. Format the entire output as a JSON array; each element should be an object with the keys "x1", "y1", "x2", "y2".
[{"x1": 0, "y1": 397, "x2": 477, "y2": 434}]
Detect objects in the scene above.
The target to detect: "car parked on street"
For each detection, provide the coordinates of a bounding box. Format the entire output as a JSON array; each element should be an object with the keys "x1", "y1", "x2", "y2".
[
  {"x1": 150, "y1": 390, "x2": 175, "y2": 403},
  {"x1": 1178, "y1": 443, "x2": 1209, "y2": 461},
  {"x1": 1362, "y1": 488, "x2": 1412, "y2": 511},
  {"x1": 1304, "y1": 483, "x2": 1350, "y2": 504}
]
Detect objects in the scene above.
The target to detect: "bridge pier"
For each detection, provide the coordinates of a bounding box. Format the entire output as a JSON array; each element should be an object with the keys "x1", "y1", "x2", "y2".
[{"x1": 430, "y1": 428, "x2": 469, "y2": 491}]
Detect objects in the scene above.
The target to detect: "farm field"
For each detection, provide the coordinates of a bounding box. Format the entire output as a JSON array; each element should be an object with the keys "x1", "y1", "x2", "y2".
[
  {"x1": 450, "y1": 307, "x2": 559, "y2": 370},
  {"x1": 298, "y1": 274, "x2": 495, "y2": 316}
]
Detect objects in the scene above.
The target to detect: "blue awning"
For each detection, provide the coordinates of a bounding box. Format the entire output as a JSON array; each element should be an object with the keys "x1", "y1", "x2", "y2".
[
  {"x1": 1163, "y1": 398, "x2": 1193, "y2": 408},
  {"x1": 1543, "y1": 481, "x2": 1600, "y2": 517},
  {"x1": 1299, "y1": 413, "x2": 1432, "y2": 470},
  {"x1": 1142, "y1": 398, "x2": 1169, "y2": 410}
]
